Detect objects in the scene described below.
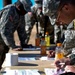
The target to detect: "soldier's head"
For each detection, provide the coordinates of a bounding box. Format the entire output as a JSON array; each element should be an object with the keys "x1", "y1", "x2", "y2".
[
  {"x1": 15, "y1": 0, "x2": 32, "y2": 15},
  {"x1": 44, "y1": 0, "x2": 75, "y2": 25},
  {"x1": 56, "y1": 0, "x2": 75, "y2": 25}
]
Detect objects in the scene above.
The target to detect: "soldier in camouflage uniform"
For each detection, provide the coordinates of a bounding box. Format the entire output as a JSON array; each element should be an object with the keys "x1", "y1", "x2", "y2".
[
  {"x1": 25, "y1": 0, "x2": 54, "y2": 44},
  {"x1": 43, "y1": 0, "x2": 66, "y2": 44},
  {"x1": 42, "y1": 0, "x2": 75, "y2": 58},
  {"x1": 0, "y1": 0, "x2": 32, "y2": 69}
]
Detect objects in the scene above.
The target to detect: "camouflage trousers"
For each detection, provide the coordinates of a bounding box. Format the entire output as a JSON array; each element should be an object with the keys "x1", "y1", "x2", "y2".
[{"x1": 0, "y1": 34, "x2": 9, "y2": 69}]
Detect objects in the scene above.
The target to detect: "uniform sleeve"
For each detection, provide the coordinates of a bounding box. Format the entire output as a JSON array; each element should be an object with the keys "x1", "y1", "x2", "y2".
[
  {"x1": 54, "y1": 25, "x2": 61, "y2": 43},
  {"x1": 24, "y1": 13, "x2": 35, "y2": 43},
  {"x1": 0, "y1": 8, "x2": 16, "y2": 48},
  {"x1": 16, "y1": 16, "x2": 27, "y2": 45},
  {"x1": 25, "y1": 13, "x2": 35, "y2": 32}
]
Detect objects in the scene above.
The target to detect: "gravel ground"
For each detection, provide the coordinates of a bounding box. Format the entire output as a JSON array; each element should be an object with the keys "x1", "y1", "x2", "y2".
[{"x1": 14, "y1": 25, "x2": 36, "y2": 46}]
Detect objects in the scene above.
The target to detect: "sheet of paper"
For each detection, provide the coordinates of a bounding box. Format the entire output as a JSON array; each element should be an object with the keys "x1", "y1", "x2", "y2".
[
  {"x1": 44, "y1": 68, "x2": 64, "y2": 75},
  {"x1": 18, "y1": 57, "x2": 36, "y2": 61},
  {"x1": 40, "y1": 56, "x2": 54, "y2": 60},
  {"x1": 23, "y1": 48, "x2": 36, "y2": 50},
  {"x1": 3, "y1": 69, "x2": 40, "y2": 75},
  {"x1": 23, "y1": 47, "x2": 41, "y2": 51}
]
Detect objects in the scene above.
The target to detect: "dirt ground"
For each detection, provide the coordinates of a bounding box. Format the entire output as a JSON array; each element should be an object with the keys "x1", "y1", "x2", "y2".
[{"x1": 14, "y1": 25, "x2": 36, "y2": 46}]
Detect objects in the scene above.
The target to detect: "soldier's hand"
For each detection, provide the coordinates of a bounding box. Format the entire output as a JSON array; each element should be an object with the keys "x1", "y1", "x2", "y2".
[
  {"x1": 28, "y1": 12, "x2": 33, "y2": 17},
  {"x1": 54, "y1": 60, "x2": 62, "y2": 69},
  {"x1": 65, "y1": 65, "x2": 75, "y2": 73},
  {"x1": 12, "y1": 46, "x2": 23, "y2": 51},
  {"x1": 54, "y1": 57, "x2": 70, "y2": 69},
  {"x1": 12, "y1": 47, "x2": 23, "y2": 51},
  {"x1": 21, "y1": 44, "x2": 34, "y2": 48},
  {"x1": 47, "y1": 50, "x2": 55, "y2": 58}
]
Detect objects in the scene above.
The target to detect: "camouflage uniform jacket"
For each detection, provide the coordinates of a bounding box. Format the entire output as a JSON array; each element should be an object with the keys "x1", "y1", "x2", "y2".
[
  {"x1": 63, "y1": 20, "x2": 75, "y2": 56},
  {"x1": 0, "y1": 4, "x2": 27, "y2": 49}
]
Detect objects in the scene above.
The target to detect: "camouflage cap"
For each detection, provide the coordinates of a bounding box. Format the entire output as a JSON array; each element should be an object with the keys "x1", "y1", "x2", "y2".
[
  {"x1": 19, "y1": 0, "x2": 32, "y2": 12},
  {"x1": 43, "y1": 0, "x2": 60, "y2": 17}
]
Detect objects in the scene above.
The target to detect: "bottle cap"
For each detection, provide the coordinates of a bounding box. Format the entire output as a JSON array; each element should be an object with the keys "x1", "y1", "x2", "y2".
[
  {"x1": 57, "y1": 43, "x2": 62, "y2": 47},
  {"x1": 45, "y1": 32, "x2": 49, "y2": 35}
]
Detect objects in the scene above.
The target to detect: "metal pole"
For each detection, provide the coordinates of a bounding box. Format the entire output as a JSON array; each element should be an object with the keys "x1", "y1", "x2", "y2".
[{"x1": 3, "y1": 0, "x2": 12, "y2": 6}]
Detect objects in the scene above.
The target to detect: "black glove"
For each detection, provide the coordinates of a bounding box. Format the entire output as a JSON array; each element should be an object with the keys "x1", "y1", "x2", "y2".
[{"x1": 21, "y1": 44, "x2": 34, "y2": 48}]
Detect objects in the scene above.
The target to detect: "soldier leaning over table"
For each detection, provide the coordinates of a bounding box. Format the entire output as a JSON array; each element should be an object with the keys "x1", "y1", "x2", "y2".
[
  {"x1": 42, "y1": 0, "x2": 75, "y2": 62},
  {"x1": 0, "y1": 0, "x2": 32, "y2": 70}
]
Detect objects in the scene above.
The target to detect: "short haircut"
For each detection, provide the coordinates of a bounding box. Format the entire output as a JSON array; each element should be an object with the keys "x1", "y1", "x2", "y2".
[{"x1": 60, "y1": 72, "x2": 75, "y2": 75}]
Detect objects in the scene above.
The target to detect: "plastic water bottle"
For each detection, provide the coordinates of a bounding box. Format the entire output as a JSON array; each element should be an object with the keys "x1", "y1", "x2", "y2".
[
  {"x1": 35, "y1": 34, "x2": 40, "y2": 47},
  {"x1": 55, "y1": 43, "x2": 64, "y2": 61},
  {"x1": 45, "y1": 32, "x2": 50, "y2": 47},
  {"x1": 40, "y1": 36, "x2": 46, "y2": 56}
]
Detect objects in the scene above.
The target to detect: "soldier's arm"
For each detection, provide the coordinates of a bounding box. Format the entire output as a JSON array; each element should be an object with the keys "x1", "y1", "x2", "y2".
[
  {"x1": 25, "y1": 13, "x2": 35, "y2": 33},
  {"x1": 16, "y1": 16, "x2": 28, "y2": 45},
  {"x1": 0, "y1": 8, "x2": 17, "y2": 49},
  {"x1": 17, "y1": 6, "x2": 36, "y2": 45},
  {"x1": 24, "y1": 13, "x2": 35, "y2": 43}
]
